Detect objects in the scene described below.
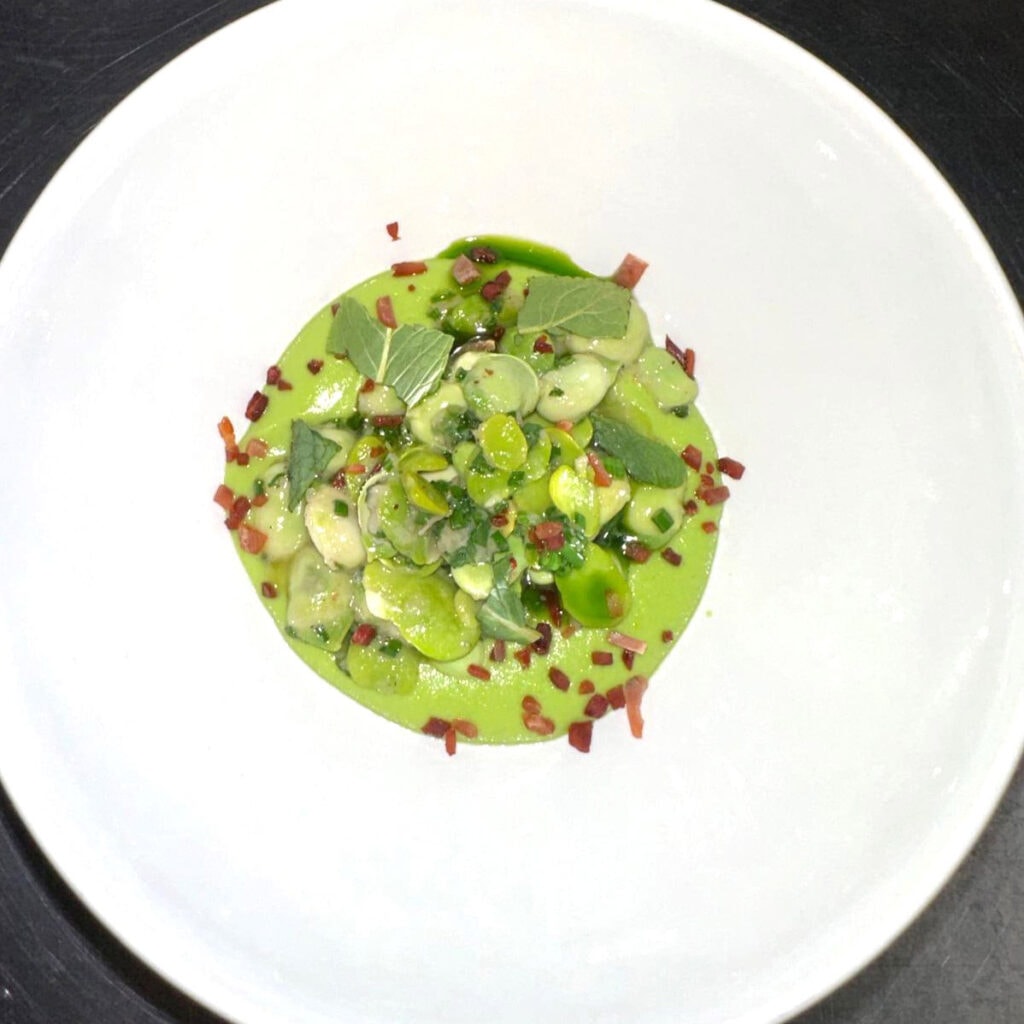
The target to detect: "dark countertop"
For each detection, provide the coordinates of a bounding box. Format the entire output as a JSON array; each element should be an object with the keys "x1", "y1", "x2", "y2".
[{"x1": 1, "y1": 2, "x2": 1022, "y2": 1022}]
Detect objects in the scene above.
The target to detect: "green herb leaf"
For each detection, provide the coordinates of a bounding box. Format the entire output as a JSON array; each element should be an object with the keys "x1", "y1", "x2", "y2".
[
  {"x1": 590, "y1": 414, "x2": 686, "y2": 487},
  {"x1": 286, "y1": 420, "x2": 341, "y2": 510},
  {"x1": 478, "y1": 580, "x2": 542, "y2": 644},
  {"x1": 324, "y1": 297, "x2": 452, "y2": 407},
  {"x1": 517, "y1": 275, "x2": 631, "y2": 337}
]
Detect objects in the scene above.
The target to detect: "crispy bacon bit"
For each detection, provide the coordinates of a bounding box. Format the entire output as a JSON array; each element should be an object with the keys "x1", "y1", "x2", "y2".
[
  {"x1": 700, "y1": 473, "x2": 715, "y2": 489},
  {"x1": 493, "y1": 325, "x2": 506, "y2": 341},
  {"x1": 622, "y1": 649, "x2": 636, "y2": 670},
  {"x1": 607, "y1": 630, "x2": 648, "y2": 655},
  {"x1": 251, "y1": 493, "x2": 268, "y2": 507},
  {"x1": 702, "y1": 521, "x2": 718, "y2": 534},
  {"x1": 624, "y1": 675, "x2": 649, "y2": 738},
  {"x1": 261, "y1": 581, "x2": 278, "y2": 599},
  {"x1": 218, "y1": 417, "x2": 239, "y2": 461},
  {"x1": 277, "y1": 378, "x2": 293, "y2": 392},
  {"x1": 606, "y1": 685, "x2": 626, "y2": 710},
  {"x1": 331, "y1": 302, "x2": 340, "y2": 316},
  {"x1": 584, "y1": 693, "x2": 609, "y2": 719},
  {"x1": 664, "y1": 335, "x2": 686, "y2": 366},
  {"x1": 561, "y1": 622, "x2": 577, "y2": 640},
  {"x1": 530, "y1": 520, "x2": 565, "y2": 551},
  {"x1": 683, "y1": 499, "x2": 699, "y2": 516},
  {"x1": 661, "y1": 547, "x2": 682, "y2": 567},
  {"x1": 468, "y1": 663, "x2": 491, "y2": 681},
  {"x1": 681, "y1": 445, "x2": 703, "y2": 471},
  {"x1": 591, "y1": 651, "x2": 614, "y2": 667},
  {"x1": 490, "y1": 512, "x2": 509, "y2": 528},
  {"x1": 532, "y1": 622, "x2": 553, "y2": 656},
  {"x1": 350, "y1": 623, "x2": 377, "y2": 646},
  {"x1": 548, "y1": 667, "x2": 571, "y2": 692},
  {"x1": 683, "y1": 347, "x2": 696, "y2": 377},
  {"x1": 490, "y1": 639, "x2": 507, "y2": 663},
  {"x1": 359, "y1": 377, "x2": 376, "y2": 393},
  {"x1": 346, "y1": 462, "x2": 367, "y2": 475},
  {"x1": 661, "y1": 629, "x2": 674, "y2": 643},
  {"x1": 386, "y1": 220, "x2": 400, "y2": 240},
  {"x1": 717, "y1": 457, "x2": 746, "y2": 480},
  {"x1": 235, "y1": 452, "x2": 251, "y2": 467},
  {"x1": 521, "y1": 695, "x2": 542, "y2": 714},
  {"x1": 701, "y1": 485, "x2": 731, "y2": 506},
  {"x1": 453, "y1": 719, "x2": 478, "y2": 739},
  {"x1": 514, "y1": 647, "x2": 532, "y2": 669},
  {"x1": 372, "y1": 414, "x2": 405, "y2": 428},
  {"x1": 245, "y1": 391, "x2": 269, "y2": 422},
  {"x1": 408, "y1": 284, "x2": 416, "y2": 292},
  {"x1": 469, "y1": 245, "x2": 498, "y2": 264},
  {"x1": 586, "y1": 451, "x2": 612, "y2": 487},
  {"x1": 376, "y1": 295, "x2": 397, "y2": 328},
  {"x1": 523, "y1": 712, "x2": 556, "y2": 736},
  {"x1": 480, "y1": 270, "x2": 511, "y2": 301},
  {"x1": 266, "y1": 365, "x2": 282, "y2": 386},
  {"x1": 605, "y1": 589, "x2": 625, "y2": 618},
  {"x1": 422, "y1": 716, "x2": 450, "y2": 738},
  {"x1": 543, "y1": 588, "x2": 563, "y2": 627},
  {"x1": 568, "y1": 720, "x2": 593, "y2": 753},
  {"x1": 307, "y1": 358, "x2": 324, "y2": 375},
  {"x1": 225, "y1": 495, "x2": 250, "y2": 530},
  {"x1": 705, "y1": 462, "x2": 715, "y2": 474},
  {"x1": 611, "y1": 252, "x2": 649, "y2": 290},
  {"x1": 368, "y1": 445, "x2": 387, "y2": 458},
  {"x1": 330, "y1": 470, "x2": 347, "y2": 489},
  {"x1": 238, "y1": 524, "x2": 268, "y2": 554},
  {"x1": 579, "y1": 679, "x2": 595, "y2": 695},
  {"x1": 451, "y1": 252, "x2": 480, "y2": 285},
  {"x1": 533, "y1": 335, "x2": 554, "y2": 354},
  {"x1": 444, "y1": 727, "x2": 457, "y2": 756},
  {"x1": 245, "y1": 438, "x2": 269, "y2": 459},
  {"x1": 623, "y1": 541, "x2": 651, "y2": 563},
  {"x1": 213, "y1": 484, "x2": 235, "y2": 512},
  {"x1": 391, "y1": 260, "x2": 428, "y2": 277}
]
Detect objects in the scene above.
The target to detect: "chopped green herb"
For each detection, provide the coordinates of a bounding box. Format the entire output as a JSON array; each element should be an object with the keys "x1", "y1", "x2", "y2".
[
  {"x1": 652, "y1": 507, "x2": 674, "y2": 533},
  {"x1": 334, "y1": 499, "x2": 349, "y2": 517}
]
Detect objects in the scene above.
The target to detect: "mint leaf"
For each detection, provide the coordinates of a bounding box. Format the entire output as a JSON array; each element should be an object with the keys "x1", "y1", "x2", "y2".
[
  {"x1": 325, "y1": 296, "x2": 452, "y2": 407},
  {"x1": 591, "y1": 414, "x2": 686, "y2": 487},
  {"x1": 385, "y1": 323, "x2": 454, "y2": 406},
  {"x1": 286, "y1": 420, "x2": 341, "y2": 510},
  {"x1": 478, "y1": 580, "x2": 542, "y2": 644},
  {"x1": 517, "y1": 276, "x2": 631, "y2": 337}
]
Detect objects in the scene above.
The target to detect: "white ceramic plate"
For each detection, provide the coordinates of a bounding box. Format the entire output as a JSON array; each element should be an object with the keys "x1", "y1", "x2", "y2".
[{"x1": 2, "y1": 1, "x2": 1023, "y2": 1022}]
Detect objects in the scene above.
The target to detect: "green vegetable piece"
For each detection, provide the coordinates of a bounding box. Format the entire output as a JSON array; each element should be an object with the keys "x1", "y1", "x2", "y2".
[
  {"x1": 286, "y1": 546, "x2": 355, "y2": 649},
  {"x1": 520, "y1": 428, "x2": 553, "y2": 483},
  {"x1": 461, "y1": 353, "x2": 540, "y2": 419},
  {"x1": 479, "y1": 414, "x2": 528, "y2": 471},
  {"x1": 631, "y1": 347, "x2": 699, "y2": 410},
  {"x1": 451, "y1": 563, "x2": 495, "y2": 600},
  {"x1": 555, "y1": 543, "x2": 630, "y2": 628},
  {"x1": 441, "y1": 292, "x2": 497, "y2": 341},
  {"x1": 362, "y1": 560, "x2": 480, "y2": 661},
  {"x1": 563, "y1": 297, "x2": 652, "y2": 365},
  {"x1": 303, "y1": 485, "x2": 367, "y2": 568},
  {"x1": 571, "y1": 417, "x2": 594, "y2": 448},
  {"x1": 478, "y1": 580, "x2": 542, "y2": 644},
  {"x1": 287, "y1": 420, "x2": 341, "y2": 511},
  {"x1": 548, "y1": 464, "x2": 601, "y2": 538},
  {"x1": 406, "y1": 382, "x2": 469, "y2": 447},
  {"x1": 545, "y1": 426, "x2": 584, "y2": 466},
  {"x1": 247, "y1": 474, "x2": 306, "y2": 562},
  {"x1": 623, "y1": 483, "x2": 686, "y2": 548},
  {"x1": 466, "y1": 463, "x2": 513, "y2": 508},
  {"x1": 517, "y1": 275, "x2": 631, "y2": 338},
  {"x1": 536, "y1": 355, "x2": 613, "y2": 423},
  {"x1": 357, "y1": 382, "x2": 406, "y2": 419},
  {"x1": 345, "y1": 639, "x2": 419, "y2": 695},
  {"x1": 590, "y1": 414, "x2": 686, "y2": 487},
  {"x1": 595, "y1": 476, "x2": 631, "y2": 527},
  {"x1": 369, "y1": 476, "x2": 440, "y2": 565},
  {"x1": 398, "y1": 447, "x2": 450, "y2": 515}
]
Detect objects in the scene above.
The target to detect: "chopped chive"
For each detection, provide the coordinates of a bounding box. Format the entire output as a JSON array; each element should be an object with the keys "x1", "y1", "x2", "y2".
[
  {"x1": 651, "y1": 507, "x2": 674, "y2": 533},
  {"x1": 378, "y1": 638, "x2": 402, "y2": 658},
  {"x1": 312, "y1": 624, "x2": 329, "y2": 641},
  {"x1": 334, "y1": 499, "x2": 349, "y2": 517},
  {"x1": 549, "y1": 387, "x2": 565, "y2": 397},
  {"x1": 253, "y1": 479, "x2": 266, "y2": 497}
]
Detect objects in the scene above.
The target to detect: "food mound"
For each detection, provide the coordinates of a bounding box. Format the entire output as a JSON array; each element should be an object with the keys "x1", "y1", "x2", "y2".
[{"x1": 215, "y1": 235, "x2": 742, "y2": 753}]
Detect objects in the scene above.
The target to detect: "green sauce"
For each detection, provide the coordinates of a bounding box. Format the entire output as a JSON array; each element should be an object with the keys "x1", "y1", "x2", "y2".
[{"x1": 222, "y1": 239, "x2": 723, "y2": 748}]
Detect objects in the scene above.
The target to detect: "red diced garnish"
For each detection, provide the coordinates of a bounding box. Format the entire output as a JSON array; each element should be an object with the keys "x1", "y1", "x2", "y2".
[
  {"x1": 490, "y1": 639, "x2": 506, "y2": 662},
  {"x1": 682, "y1": 445, "x2": 703, "y2": 470},
  {"x1": 543, "y1": 588, "x2": 563, "y2": 628},
  {"x1": 523, "y1": 712, "x2": 555, "y2": 736},
  {"x1": 444, "y1": 727, "x2": 457, "y2": 756},
  {"x1": 586, "y1": 451, "x2": 612, "y2": 487},
  {"x1": 245, "y1": 438, "x2": 269, "y2": 458},
  {"x1": 701, "y1": 485, "x2": 731, "y2": 506},
  {"x1": 607, "y1": 630, "x2": 647, "y2": 655},
  {"x1": 359, "y1": 378, "x2": 376, "y2": 394},
  {"x1": 623, "y1": 540, "x2": 651, "y2": 563},
  {"x1": 453, "y1": 719, "x2": 478, "y2": 739},
  {"x1": 213, "y1": 484, "x2": 235, "y2": 512},
  {"x1": 514, "y1": 647, "x2": 532, "y2": 669},
  {"x1": 702, "y1": 521, "x2": 718, "y2": 534},
  {"x1": 371, "y1": 414, "x2": 405, "y2": 428},
  {"x1": 568, "y1": 720, "x2": 593, "y2": 753},
  {"x1": 307, "y1": 358, "x2": 324, "y2": 375},
  {"x1": 261, "y1": 581, "x2": 278, "y2": 599},
  {"x1": 521, "y1": 695, "x2": 542, "y2": 714},
  {"x1": 238, "y1": 524, "x2": 268, "y2": 554},
  {"x1": 683, "y1": 347, "x2": 696, "y2": 377},
  {"x1": 683, "y1": 499, "x2": 699, "y2": 516},
  {"x1": 276, "y1": 379, "x2": 293, "y2": 392},
  {"x1": 480, "y1": 270, "x2": 511, "y2": 301},
  {"x1": 591, "y1": 651, "x2": 614, "y2": 666},
  {"x1": 391, "y1": 260, "x2": 428, "y2": 277},
  {"x1": 548, "y1": 667, "x2": 570, "y2": 691},
  {"x1": 386, "y1": 221, "x2": 400, "y2": 240},
  {"x1": 451, "y1": 253, "x2": 480, "y2": 285},
  {"x1": 700, "y1": 473, "x2": 715, "y2": 489},
  {"x1": 469, "y1": 246, "x2": 498, "y2": 264},
  {"x1": 236, "y1": 453, "x2": 251, "y2": 467},
  {"x1": 490, "y1": 512, "x2": 509, "y2": 528},
  {"x1": 605, "y1": 589, "x2": 625, "y2": 618},
  {"x1": 350, "y1": 623, "x2": 377, "y2": 646},
  {"x1": 376, "y1": 295, "x2": 397, "y2": 328},
  {"x1": 561, "y1": 622, "x2": 577, "y2": 640},
  {"x1": 468, "y1": 663, "x2": 491, "y2": 681},
  {"x1": 217, "y1": 416, "x2": 238, "y2": 461},
  {"x1": 610, "y1": 253, "x2": 648, "y2": 290},
  {"x1": 532, "y1": 622, "x2": 553, "y2": 655},
  {"x1": 622, "y1": 649, "x2": 636, "y2": 670},
  {"x1": 251, "y1": 493, "x2": 268, "y2": 507},
  {"x1": 530, "y1": 520, "x2": 565, "y2": 552},
  {"x1": 661, "y1": 547, "x2": 682, "y2": 567},
  {"x1": 606, "y1": 685, "x2": 626, "y2": 710},
  {"x1": 225, "y1": 495, "x2": 250, "y2": 530},
  {"x1": 624, "y1": 675, "x2": 649, "y2": 738},
  {"x1": 331, "y1": 302, "x2": 340, "y2": 316},
  {"x1": 532, "y1": 335, "x2": 554, "y2": 354},
  {"x1": 717, "y1": 457, "x2": 745, "y2": 480},
  {"x1": 579, "y1": 679, "x2": 595, "y2": 695},
  {"x1": 346, "y1": 463, "x2": 367, "y2": 475},
  {"x1": 661, "y1": 629, "x2": 673, "y2": 643},
  {"x1": 584, "y1": 693, "x2": 609, "y2": 719},
  {"x1": 330, "y1": 470, "x2": 347, "y2": 488},
  {"x1": 266, "y1": 365, "x2": 282, "y2": 386},
  {"x1": 705, "y1": 462, "x2": 715, "y2": 474},
  {"x1": 422, "y1": 716, "x2": 450, "y2": 738},
  {"x1": 245, "y1": 392, "x2": 269, "y2": 422}
]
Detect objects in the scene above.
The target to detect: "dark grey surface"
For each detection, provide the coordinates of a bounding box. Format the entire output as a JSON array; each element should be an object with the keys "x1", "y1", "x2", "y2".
[{"x1": 1, "y1": 1, "x2": 1022, "y2": 1022}]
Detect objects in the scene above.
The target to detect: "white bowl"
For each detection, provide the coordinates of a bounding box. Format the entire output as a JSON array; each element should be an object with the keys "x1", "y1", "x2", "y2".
[{"x1": 1, "y1": 2, "x2": 1023, "y2": 1023}]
